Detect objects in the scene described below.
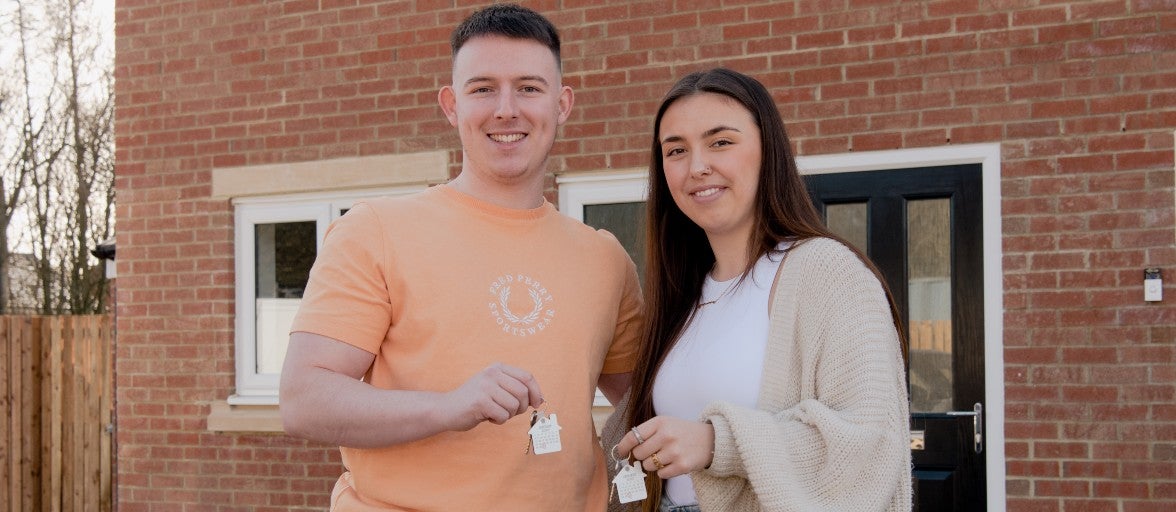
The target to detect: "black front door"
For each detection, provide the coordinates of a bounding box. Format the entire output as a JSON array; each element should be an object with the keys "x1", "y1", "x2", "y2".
[{"x1": 806, "y1": 164, "x2": 986, "y2": 511}]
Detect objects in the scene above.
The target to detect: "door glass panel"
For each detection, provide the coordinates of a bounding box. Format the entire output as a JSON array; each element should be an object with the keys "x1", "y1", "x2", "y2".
[
  {"x1": 254, "y1": 221, "x2": 316, "y2": 374},
  {"x1": 584, "y1": 202, "x2": 646, "y2": 282},
  {"x1": 907, "y1": 198, "x2": 952, "y2": 413},
  {"x1": 825, "y1": 202, "x2": 867, "y2": 253}
]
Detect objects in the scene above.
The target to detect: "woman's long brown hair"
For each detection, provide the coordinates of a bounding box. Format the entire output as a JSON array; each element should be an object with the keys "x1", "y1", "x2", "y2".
[{"x1": 626, "y1": 68, "x2": 907, "y2": 510}]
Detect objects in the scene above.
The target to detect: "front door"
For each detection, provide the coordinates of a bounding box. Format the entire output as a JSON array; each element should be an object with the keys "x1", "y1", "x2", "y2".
[{"x1": 806, "y1": 164, "x2": 986, "y2": 511}]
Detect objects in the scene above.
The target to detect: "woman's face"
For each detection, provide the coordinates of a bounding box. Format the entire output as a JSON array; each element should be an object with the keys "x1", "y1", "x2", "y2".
[{"x1": 658, "y1": 92, "x2": 762, "y2": 245}]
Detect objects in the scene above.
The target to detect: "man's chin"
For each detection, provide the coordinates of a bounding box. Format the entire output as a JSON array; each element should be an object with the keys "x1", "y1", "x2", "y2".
[{"x1": 486, "y1": 162, "x2": 540, "y2": 181}]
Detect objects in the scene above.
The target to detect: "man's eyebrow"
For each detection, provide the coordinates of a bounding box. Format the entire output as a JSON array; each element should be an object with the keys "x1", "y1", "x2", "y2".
[
  {"x1": 518, "y1": 75, "x2": 550, "y2": 85},
  {"x1": 463, "y1": 75, "x2": 550, "y2": 88},
  {"x1": 660, "y1": 125, "x2": 741, "y2": 144},
  {"x1": 463, "y1": 76, "x2": 492, "y2": 87}
]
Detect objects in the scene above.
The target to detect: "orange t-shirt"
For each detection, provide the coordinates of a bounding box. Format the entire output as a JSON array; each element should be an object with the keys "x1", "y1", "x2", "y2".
[{"x1": 291, "y1": 185, "x2": 644, "y2": 511}]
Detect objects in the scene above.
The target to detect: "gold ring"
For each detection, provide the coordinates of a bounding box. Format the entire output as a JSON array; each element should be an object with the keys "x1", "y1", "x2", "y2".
[
  {"x1": 631, "y1": 426, "x2": 646, "y2": 444},
  {"x1": 650, "y1": 452, "x2": 665, "y2": 470}
]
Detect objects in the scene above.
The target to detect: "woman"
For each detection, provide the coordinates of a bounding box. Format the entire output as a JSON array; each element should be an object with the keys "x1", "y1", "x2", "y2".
[{"x1": 606, "y1": 68, "x2": 911, "y2": 511}]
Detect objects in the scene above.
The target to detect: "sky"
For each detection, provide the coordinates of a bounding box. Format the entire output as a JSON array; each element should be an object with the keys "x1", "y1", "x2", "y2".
[
  {"x1": 0, "y1": 0, "x2": 114, "y2": 64},
  {"x1": 1, "y1": 0, "x2": 115, "y2": 254}
]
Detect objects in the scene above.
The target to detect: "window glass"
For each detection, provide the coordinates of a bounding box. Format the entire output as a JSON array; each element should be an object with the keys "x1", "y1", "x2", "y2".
[
  {"x1": 584, "y1": 202, "x2": 646, "y2": 282},
  {"x1": 907, "y1": 198, "x2": 953, "y2": 413},
  {"x1": 825, "y1": 202, "x2": 868, "y2": 253},
  {"x1": 254, "y1": 221, "x2": 316, "y2": 374}
]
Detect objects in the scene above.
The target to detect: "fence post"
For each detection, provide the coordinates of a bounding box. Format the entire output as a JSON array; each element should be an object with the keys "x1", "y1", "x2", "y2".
[{"x1": 2, "y1": 316, "x2": 10, "y2": 512}]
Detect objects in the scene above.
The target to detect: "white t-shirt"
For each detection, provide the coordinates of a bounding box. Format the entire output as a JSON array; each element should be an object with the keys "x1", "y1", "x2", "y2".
[{"x1": 652, "y1": 245, "x2": 788, "y2": 505}]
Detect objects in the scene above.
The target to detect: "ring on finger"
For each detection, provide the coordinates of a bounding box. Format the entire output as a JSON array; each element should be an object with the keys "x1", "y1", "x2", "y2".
[
  {"x1": 650, "y1": 451, "x2": 666, "y2": 470},
  {"x1": 631, "y1": 426, "x2": 646, "y2": 444}
]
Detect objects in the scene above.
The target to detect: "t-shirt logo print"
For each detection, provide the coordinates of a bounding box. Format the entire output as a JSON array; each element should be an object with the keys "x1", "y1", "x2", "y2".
[{"x1": 488, "y1": 273, "x2": 555, "y2": 337}]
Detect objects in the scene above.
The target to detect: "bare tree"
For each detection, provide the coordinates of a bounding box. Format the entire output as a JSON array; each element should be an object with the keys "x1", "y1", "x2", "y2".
[
  {"x1": 0, "y1": 75, "x2": 22, "y2": 313},
  {"x1": 3, "y1": 0, "x2": 64, "y2": 313},
  {"x1": 1, "y1": 0, "x2": 113, "y2": 314}
]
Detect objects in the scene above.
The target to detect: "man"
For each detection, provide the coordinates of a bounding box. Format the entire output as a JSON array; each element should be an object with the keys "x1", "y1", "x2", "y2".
[{"x1": 279, "y1": 4, "x2": 643, "y2": 511}]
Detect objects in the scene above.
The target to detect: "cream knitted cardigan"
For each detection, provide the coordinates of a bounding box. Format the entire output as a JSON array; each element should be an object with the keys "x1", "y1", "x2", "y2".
[{"x1": 602, "y1": 237, "x2": 912, "y2": 512}]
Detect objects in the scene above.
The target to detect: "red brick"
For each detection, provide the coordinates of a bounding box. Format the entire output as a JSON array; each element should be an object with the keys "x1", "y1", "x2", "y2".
[
  {"x1": 1008, "y1": 460, "x2": 1062, "y2": 477},
  {"x1": 1061, "y1": 500, "x2": 1119, "y2": 512},
  {"x1": 1008, "y1": 497, "x2": 1060, "y2": 512},
  {"x1": 1093, "y1": 481, "x2": 1150, "y2": 499},
  {"x1": 1035, "y1": 478, "x2": 1091, "y2": 497}
]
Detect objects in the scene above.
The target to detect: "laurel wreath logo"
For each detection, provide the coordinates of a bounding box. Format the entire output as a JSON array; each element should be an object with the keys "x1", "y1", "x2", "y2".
[
  {"x1": 489, "y1": 273, "x2": 554, "y2": 337},
  {"x1": 498, "y1": 286, "x2": 544, "y2": 325}
]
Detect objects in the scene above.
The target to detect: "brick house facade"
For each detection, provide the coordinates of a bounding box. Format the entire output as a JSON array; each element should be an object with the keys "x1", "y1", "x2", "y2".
[{"x1": 113, "y1": 1, "x2": 1174, "y2": 510}]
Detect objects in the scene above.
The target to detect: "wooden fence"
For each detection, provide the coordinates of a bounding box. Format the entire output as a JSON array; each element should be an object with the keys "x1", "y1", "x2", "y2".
[{"x1": 1, "y1": 315, "x2": 113, "y2": 512}]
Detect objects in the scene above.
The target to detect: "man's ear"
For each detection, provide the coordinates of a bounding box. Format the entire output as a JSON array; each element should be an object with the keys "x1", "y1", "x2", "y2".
[
  {"x1": 556, "y1": 85, "x2": 574, "y2": 125},
  {"x1": 438, "y1": 86, "x2": 458, "y2": 127}
]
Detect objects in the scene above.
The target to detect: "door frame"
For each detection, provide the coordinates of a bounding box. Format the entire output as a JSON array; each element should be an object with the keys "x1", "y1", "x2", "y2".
[{"x1": 797, "y1": 143, "x2": 1006, "y2": 511}]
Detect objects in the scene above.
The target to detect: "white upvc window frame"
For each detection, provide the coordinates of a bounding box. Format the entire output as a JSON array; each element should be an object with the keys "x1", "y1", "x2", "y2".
[
  {"x1": 556, "y1": 169, "x2": 648, "y2": 406},
  {"x1": 558, "y1": 170, "x2": 648, "y2": 221},
  {"x1": 229, "y1": 187, "x2": 421, "y2": 405}
]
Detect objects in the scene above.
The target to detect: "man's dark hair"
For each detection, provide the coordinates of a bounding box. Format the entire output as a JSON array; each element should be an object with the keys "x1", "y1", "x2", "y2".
[{"x1": 451, "y1": 3, "x2": 561, "y2": 69}]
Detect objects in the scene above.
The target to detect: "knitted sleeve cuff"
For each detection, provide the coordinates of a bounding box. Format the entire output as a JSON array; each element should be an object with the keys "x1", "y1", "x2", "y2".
[{"x1": 701, "y1": 412, "x2": 742, "y2": 477}]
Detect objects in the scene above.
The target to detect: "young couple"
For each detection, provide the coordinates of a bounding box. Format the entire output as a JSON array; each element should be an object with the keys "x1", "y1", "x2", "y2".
[{"x1": 280, "y1": 4, "x2": 911, "y2": 511}]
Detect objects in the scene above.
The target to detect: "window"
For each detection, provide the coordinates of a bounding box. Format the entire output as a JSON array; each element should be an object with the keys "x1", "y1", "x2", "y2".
[
  {"x1": 231, "y1": 190, "x2": 420, "y2": 404},
  {"x1": 557, "y1": 170, "x2": 647, "y2": 405},
  {"x1": 232, "y1": 199, "x2": 328, "y2": 403},
  {"x1": 207, "y1": 152, "x2": 447, "y2": 428}
]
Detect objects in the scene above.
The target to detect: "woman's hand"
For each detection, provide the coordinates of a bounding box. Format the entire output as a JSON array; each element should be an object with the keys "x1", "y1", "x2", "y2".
[{"x1": 614, "y1": 416, "x2": 715, "y2": 478}]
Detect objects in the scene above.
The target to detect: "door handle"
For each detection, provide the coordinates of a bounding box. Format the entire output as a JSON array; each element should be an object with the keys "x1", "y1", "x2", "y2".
[{"x1": 945, "y1": 402, "x2": 983, "y2": 454}]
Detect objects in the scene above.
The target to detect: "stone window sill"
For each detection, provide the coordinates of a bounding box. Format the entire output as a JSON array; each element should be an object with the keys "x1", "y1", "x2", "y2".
[{"x1": 206, "y1": 400, "x2": 283, "y2": 433}]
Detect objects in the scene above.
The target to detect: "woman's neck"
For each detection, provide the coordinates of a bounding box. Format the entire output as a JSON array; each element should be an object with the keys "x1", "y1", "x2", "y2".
[{"x1": 706, "y1": 232, "x2": 752, "y2": 281}]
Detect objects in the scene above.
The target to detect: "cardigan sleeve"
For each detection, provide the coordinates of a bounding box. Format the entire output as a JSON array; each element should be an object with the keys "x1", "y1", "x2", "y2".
[{"x1": 694, "y1": 239, "x2": 911, "y2": 511}]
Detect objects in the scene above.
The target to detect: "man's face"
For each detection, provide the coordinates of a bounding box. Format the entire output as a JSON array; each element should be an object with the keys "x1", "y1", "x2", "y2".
[{"x1": 440, "y1": 36, "x2": 573, "y2": 185}]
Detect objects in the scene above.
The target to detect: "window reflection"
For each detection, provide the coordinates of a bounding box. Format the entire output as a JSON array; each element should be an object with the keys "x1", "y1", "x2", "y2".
[
  {"x1": 255, "y1": 221, "x2": 316, "y2": 374},
  {"x1": 907, "y1": 198, "x2": 952, "y2": 413},
  {"x1": 584, "y1": 202, "x2": 647, "y2": 282},
  {"x1": 825, "y1": 202, "x2": 867, "y2": 254}
]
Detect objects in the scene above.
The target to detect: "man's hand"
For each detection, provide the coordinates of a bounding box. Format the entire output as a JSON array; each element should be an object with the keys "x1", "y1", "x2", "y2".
[{"x1": 441, "y1": 363, "x2": 544, "y2": 431}]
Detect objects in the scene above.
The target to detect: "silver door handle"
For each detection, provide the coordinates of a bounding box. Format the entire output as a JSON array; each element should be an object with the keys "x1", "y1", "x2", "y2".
[{"x1": 945, "y1": 402, "x2": 983, "y2": 454}]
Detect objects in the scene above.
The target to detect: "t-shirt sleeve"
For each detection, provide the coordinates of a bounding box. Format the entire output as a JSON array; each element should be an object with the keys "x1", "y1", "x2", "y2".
[
  {"x1": 600, "y1": 240, "x2": 644, "y2": 375},
  {"x1": 289, "y1": 202, "x2": 394, "y2": 355}
]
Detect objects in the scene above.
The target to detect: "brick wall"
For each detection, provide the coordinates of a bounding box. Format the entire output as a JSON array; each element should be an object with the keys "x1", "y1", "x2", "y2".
[{"x1": 113, "y1": 1, "x2": 1175, "y2": 510}]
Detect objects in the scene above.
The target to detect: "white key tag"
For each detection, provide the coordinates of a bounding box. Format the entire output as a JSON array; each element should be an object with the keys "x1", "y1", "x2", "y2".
[
  {"x1": 528, "y1": 411, "x2": 562, "y2": 455},
  {"x1": 612, "y1": 460, "x2": 648, "y2": 504}
]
